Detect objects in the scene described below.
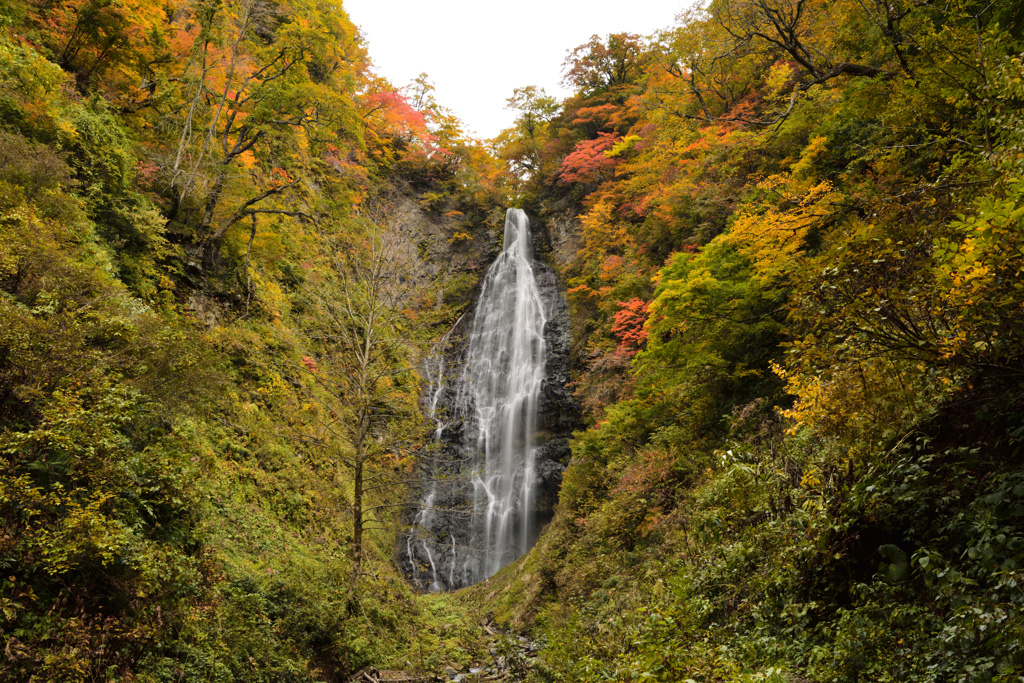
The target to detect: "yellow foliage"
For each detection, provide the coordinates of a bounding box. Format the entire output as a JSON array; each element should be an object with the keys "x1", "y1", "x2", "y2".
[
  {"x1": 567, "y1": 281, "x2": 601, "y2": 301},
  {"x1": 790, "y1": 135, "x2": 829, "y2": 179},
  {"x1": 580, "y1": 199, "x2": 632, "y2": 261},
  {"x1": 932, "y1": 186, "x2": 1024, "y2": 362},
  {"x1": 0, "y1": 35, "x2": 69, "y2": 126},
  {"x1": 800, "y1": 467, "x2": 822, "y2": 487},
  {"x1": 37, "y1": 490, "x2": 131, "y2": 575},
  {"x1": 763, "y1": 61, "x2": 798, "y2": 104},
  {"x1": 605, "y1": 135, "x2": 641, "y2": 158},
  {"x1": 237, "y1": 149, "x2": 258, "y2": 169},
  {"x1": 771, "y1": 357, "x2": 956, "y2": 452},
  {"x1": 726, "y1": 174, "x2": 840, "y2": 279}
]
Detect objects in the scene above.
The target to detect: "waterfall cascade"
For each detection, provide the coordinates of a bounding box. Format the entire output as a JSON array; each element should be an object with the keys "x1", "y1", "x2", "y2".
[{"x1": 404, "y1": 208, "x2": 567, "y2": 590}]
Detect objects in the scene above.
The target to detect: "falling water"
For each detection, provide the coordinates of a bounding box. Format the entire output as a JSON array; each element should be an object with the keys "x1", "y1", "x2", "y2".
[
  {"x1": 458, "y1": 207, "x2": 547, "y2": 580},
  {"x1": 405, "y1": 208, "x2": 550, "y2": 589},
  {"x1": 412, "y1": 319, "x2": 461, "y2": 592}
]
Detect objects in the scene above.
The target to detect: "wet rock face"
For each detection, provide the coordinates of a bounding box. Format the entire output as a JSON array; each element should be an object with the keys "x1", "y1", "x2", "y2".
[
  {"x1": 534, "y1": 196, "x2": 583, "y2": 273},
  {"x1": 378, "y1": 181, "x2": 502, "y2": 316},
  {"x1": 531, "y1": 259, "x2": 576, "y2": 513},
  {"x1": 400, "y1": 212, "x2": 580, "y2": 592},
  {"x1": 534, "y1": 262, "x2": 576, "y2": 433}
]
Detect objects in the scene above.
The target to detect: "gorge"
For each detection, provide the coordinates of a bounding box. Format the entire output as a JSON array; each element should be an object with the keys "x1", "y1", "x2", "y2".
[{"x1": 4, "y1": 4, "x2": 1023, "y2": 679}]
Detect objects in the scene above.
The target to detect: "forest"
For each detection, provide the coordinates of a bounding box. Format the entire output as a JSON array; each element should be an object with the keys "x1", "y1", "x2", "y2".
[{"x1": 1, "y1": 0, "x2": 1023, "y2": 681}]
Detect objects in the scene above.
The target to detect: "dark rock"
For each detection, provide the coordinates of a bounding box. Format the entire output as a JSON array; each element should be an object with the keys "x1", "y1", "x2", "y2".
[{"x1": 398, "y1": 212, "x2": 580, "y2": 592}]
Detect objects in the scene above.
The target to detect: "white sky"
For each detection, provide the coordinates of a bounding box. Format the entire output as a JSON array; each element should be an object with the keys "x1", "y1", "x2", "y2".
[{"x1": 343, "y1": 0, "x2": 686, "y2": 140}]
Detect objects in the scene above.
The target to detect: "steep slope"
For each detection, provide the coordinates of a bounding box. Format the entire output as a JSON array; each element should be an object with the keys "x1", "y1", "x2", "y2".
[
  {"x1": 0, "y1": 3, "x2": 508, "y2": 679},
  {"x1": 479, "y1": 4, "x2": 1024, "y2": 682}
]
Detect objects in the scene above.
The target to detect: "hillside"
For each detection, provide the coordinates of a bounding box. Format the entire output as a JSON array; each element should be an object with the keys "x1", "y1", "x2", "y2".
[
  {"x1": 478, "y1": 2, "x2": 1024, "y2": 681},
  {"x1": 0, "y1": 0, "x2": 506, "y2": 677},
  {"x1": 3, "y1": 0, "x2": 1024, "y2": 682}
]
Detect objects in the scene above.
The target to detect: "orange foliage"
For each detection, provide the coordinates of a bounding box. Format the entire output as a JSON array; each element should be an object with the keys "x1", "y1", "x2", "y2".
[
  {"x1": 610, "y1": 299, "x2": 649, "y2": 358},
  {"x1": 558, "y1": 132, "x2": 622, "y2": 184}
]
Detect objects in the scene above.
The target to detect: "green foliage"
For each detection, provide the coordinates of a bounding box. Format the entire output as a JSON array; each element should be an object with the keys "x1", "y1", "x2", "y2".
[
  {"x1": 0, "y1": 4, "x2": 500, "y2": 680},
  {"x1": 61, "y1": 101, "x2": 170, "y2": 296},
  {"x1": 0, "y1": 32, "x2": 68, "y2": 133},
  {"x1": 482, "y1": 3, "x2": 1024, "y2": 683},
  {"x1": 638, "y1": 240, "x2": 787, "y2": 437}
]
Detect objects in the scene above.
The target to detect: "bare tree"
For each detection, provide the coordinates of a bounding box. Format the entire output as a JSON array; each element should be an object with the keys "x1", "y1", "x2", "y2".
[{"x1": 294, "y1": 217, "x2": 428, "y2": 590}]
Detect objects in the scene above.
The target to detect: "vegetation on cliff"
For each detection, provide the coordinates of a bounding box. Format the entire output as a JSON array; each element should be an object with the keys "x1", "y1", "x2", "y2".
[
  {"x1": 0, "y1": 0, "x2": 506, "y2": 678},
  {"x1": 481, "y1": 1, "x2": 1024, "y2": 681},
  {"x1": 3, "y1": 0, "x2": 1024, "y2": 680}
]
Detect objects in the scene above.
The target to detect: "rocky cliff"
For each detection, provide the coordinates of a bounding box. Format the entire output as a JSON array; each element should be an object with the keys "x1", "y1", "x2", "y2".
[{"x1": 398, "y1": 209, "x2": 580, "y2": 592}]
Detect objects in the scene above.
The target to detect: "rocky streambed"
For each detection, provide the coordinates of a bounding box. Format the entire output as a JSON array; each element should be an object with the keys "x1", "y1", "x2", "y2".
[
  {"x1": 351, "y1": 624, "x2": 540, "y2": 683},
  {"x1": 444, "y1": 626, "x2": 539, "y2": 683}
]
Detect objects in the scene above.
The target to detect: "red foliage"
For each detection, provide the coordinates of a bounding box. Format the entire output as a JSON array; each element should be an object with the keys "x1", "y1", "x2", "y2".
[
  {"x1": 613, "y1": 447, "x2": 676, "y2": 536},
  {"x1": 600, "y1": 255, "x2": 624, "y2": 280},
  {"x1": 571, "y1": 104, "x2": 619, "y2": 127},
  {"x1": 363, "y1": 90, "x2": 426, "y2": 140},
  {"x1": 611, "y1": 298, "x2": 649, "y2": 358},
  {"x1": 614, "y1": 447, "x2": 673, "y2": 496},
  {"x1": 558, "y1": 132, "x2": 621, "y2": 184}
]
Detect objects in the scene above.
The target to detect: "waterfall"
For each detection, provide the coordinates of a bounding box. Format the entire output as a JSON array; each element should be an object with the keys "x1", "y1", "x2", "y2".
[
  {"x1": 459, "y1": 207, "x2": 547, "y2": 580},
  {"x1": 405, "y1": 208, "x2": 553, "y2": 590}
]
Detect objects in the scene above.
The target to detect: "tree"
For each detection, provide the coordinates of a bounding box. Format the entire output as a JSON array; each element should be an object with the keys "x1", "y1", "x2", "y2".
[
  {"x1": 636, "y1": 239, "x2": 787, "y2": 438},
  {"x1": 25, "y1": 0, "x2": 170, "y2": 95},
  {"x1": 562, "y1": 33, "x2": 648, "y2": 103},
  {"x1": 494, "y1": 86, "x2": 560, "y2": 179},
  {"x1": 160, "y1": 0, "x2": 366, "y2": 267},
  {"x1": 558, "y1": 131, "x2": 622, "y2": 184},
  {"x1": 294, "y1": 215, "x2": 426, "y2": 589},
  {"x1": 552, "y1": 33, "x2": 647, "y2": 153}
]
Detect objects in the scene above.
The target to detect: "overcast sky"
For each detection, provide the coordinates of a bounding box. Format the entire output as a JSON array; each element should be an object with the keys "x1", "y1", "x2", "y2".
[{"x1": 343, "y1": 0, "x2": 687, "y2": 140}]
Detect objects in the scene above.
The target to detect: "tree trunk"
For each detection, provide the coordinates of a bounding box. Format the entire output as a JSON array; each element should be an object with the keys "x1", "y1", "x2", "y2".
[
  {"x1": 200, "y1": 166, "x2": 229, "y2": 236},
  {"x1": 351, "y1": 449, "x2": 363, "y2": 591},
  {"x1": 189, "y1": 166, "x2": 230, "y2": 269}
]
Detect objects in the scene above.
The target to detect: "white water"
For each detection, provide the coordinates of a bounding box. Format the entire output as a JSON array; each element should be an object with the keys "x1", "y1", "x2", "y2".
[
  {"x1": 406, "y1": 208, "x2": 549, "y2": 589},
  {"x1": 457, "y1": 208, "x2": 547, "y2": 581},
  {"x1": 411, "y1": 319, "x2": 461, "y2": 591}
]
